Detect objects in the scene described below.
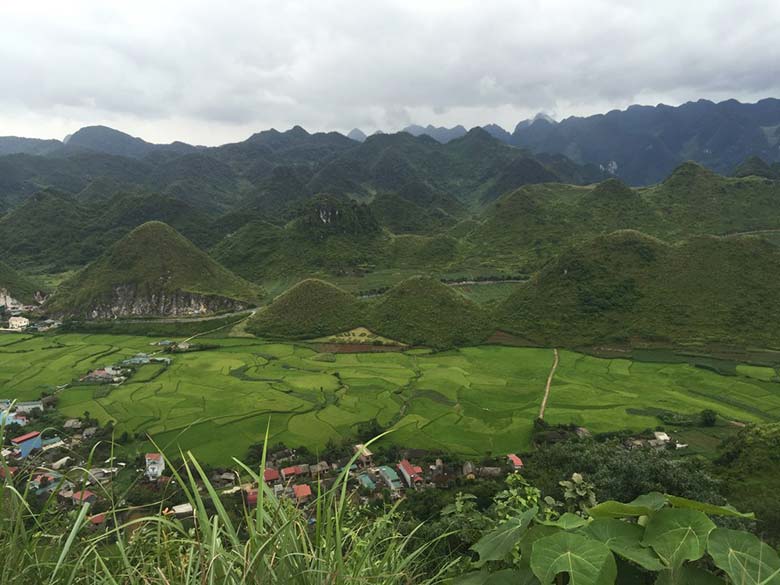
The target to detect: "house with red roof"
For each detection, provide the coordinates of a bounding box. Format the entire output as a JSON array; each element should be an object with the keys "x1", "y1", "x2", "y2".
[
  {"x1": 246, "y1": 489, "x2": 259, "y2": 506},
  {"x1": 89, "y1": 513, "x2": 107, "y2": 526},
  {"x1": 293, "y1": 484, "x2": 312, "y2": 504},
  {"x1": 507, "y1": 454, "x2": 524, "y2": 470},
  {"x1": 72, "y1": 490, "x2": 97, "y2": 505},
  {"x1": 397, "y1": 459, "x2": 424, "y2": 488},
  {"x1": 11, "y1": 431, "x2": 41, "y2": 458},
  {"x1": 281, "y1": 465, "x2": 302, "y2": 481},
  {"x1": 263, "y1": 468, "x2": 280, "y2": 483}
]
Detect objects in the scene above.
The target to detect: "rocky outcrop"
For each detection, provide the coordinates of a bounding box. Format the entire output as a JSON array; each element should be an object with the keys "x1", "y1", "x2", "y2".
[
  {"x1": 59, "y1": 285, "x2": 249, "y2": 319},
  {"x1": 0, "y1": 288, "x2": 22, "y2": 309}
]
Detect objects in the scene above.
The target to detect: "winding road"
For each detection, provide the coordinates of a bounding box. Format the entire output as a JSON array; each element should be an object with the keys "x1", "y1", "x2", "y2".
[{"x1": 538, "y1": 348, "x2": 559, "y2": 420}]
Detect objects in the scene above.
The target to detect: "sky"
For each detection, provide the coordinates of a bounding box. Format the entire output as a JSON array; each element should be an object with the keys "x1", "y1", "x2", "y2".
[{"x1": 2, "y1": 0, "x2": 780, "y2": 146}]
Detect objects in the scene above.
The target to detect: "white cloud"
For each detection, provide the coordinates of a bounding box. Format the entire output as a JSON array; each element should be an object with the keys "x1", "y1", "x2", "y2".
[{"x1": 1, "y1": 0, "x2": 778, "y2": 144}]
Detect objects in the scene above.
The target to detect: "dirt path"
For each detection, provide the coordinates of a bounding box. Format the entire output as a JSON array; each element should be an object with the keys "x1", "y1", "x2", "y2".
[{"x1": 538, "y1": 348, "x2": 559, "y2": 420}]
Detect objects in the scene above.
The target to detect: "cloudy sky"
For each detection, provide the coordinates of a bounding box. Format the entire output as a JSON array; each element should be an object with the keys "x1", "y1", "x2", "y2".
[{"x1": 2, "y1": 0, "x2": 780, "y2": 145}]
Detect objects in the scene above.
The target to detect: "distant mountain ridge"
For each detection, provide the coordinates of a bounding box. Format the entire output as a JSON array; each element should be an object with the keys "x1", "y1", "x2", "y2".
[
  {"x1": 3, "y1": 96, "x2": 778, "y2": 186},
  {"x1": 508, "y1": 98, "x2": 780, "y2": 184}
]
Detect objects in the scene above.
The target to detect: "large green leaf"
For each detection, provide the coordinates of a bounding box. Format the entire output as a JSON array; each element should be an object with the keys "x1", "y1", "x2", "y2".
[
  {"x1": 538, "y1": 513, "x2": 590, "y2": 530},
  {"x1": 471, "y1": 507, "x2": 537, "y2": 567},
  {"x1": 588, "y1": 492, "x2": 666, "y2": 519},
  {"x1": 654, "y1": 566, "x2": 727, "y2": 585},
  {"x1": 531, "y1": 532, "x2": 617, "y2": 585},
  {"x1": 665, "y1": 495, "x2": 755, "y2": 519},
  {"x1": 642, "y1": 509, "x2": 715, "y2": 568},
  {"x1": 707, "y1": 528, "x2": 780, "y2": 585},
  {"x1": 630, "y1": 493, "x2": 667, "y2": 511},
  {"x1": 584, "y1": 518, "x2": 664, "y2": 571},
  {"x1": 449, "y1": 568, "x2": 538, "y2": 585}
]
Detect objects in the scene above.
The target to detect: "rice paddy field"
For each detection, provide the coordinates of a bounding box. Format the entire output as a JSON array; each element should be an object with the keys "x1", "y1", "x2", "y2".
[{"x1": 3, "y1": 332, "x2": 780, "y2": 464}]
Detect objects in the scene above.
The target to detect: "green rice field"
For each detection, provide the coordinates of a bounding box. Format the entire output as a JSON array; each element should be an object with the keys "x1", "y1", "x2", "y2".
[{"x1": 2, "y1": 332, "x2": 780, "y2": 463}]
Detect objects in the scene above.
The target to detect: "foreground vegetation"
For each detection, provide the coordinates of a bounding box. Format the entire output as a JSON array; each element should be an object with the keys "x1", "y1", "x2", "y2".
[{"x1": 2, "y1": 428, "x2": 779, "y2": 584}]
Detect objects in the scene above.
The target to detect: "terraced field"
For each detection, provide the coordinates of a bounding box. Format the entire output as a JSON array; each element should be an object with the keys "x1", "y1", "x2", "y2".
[{"x1": 3, "y1": 333, "x2": 780, "y2": 463}]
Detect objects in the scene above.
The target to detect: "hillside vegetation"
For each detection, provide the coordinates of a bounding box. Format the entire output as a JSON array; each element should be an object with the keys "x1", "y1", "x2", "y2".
[
  {"x1": 46, "y1": 221, "x2": 261, "y2": 318},
  {"x1": 497, "y1": 230, "x2": 780, "y2": 347},
  {"x1": 0, "y1": 260, "x2": 40, "y2": 304},
  {"x1": 366, "y1": 277, "x2": 494, "y2": 348},
  {"x1": 246, "y1": 279, "x2": 363, "y2": 338}
]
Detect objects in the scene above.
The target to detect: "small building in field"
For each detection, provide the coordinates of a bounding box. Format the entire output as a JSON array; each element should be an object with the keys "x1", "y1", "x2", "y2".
[
  {"x1": 653, "y1": 431, "x2": 671, "y2": 443},
  {"x1": 293, "y1": 484, "x2": 312, "y2": 504},
  {"x1": 462, "y1": 461, "x2": 476, "y2": 480},
  {"x1": 397, "y1": 459, "x2": 423, "y2": 488},
  {"x1": 507, "y1": 454, "x2": 524, "y2": 471},
  {"x1": 63, "y1": 419, "x2": 83, "y2": 430},
  {"x1": 145, "y1": 453, "x2": 165, "y2": 480},
  {"x1": 15, "y1": 401, "x2": 43, "y2": 415},
  {"x1": 8, "y1": 316, "x2": 29, "y2": 330}
]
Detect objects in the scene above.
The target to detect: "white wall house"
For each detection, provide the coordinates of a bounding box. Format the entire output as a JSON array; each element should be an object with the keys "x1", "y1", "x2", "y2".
[{"x1": 9, "y1": 316, "x2": 29, "y2": 330}]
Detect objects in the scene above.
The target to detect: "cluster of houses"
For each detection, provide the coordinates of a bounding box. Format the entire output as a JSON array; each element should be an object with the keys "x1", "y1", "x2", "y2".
[
  {"x1": 1, "y1": 315, "x2": 60, "y2": 332},
  {"x1": 626, "y1": 431, "x2": 687, "y2": 450},
  {"x1": 238, "y1": 444, "x2": 527, "y2": 508},
  {"x1": 77, "y1": 354, "x2": 170, "y2": 385}
]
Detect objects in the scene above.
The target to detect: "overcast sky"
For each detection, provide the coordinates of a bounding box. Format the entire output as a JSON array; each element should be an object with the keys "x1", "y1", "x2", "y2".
[{"x1": 2, "y1": 0, "x2": 780, "y2": 145}]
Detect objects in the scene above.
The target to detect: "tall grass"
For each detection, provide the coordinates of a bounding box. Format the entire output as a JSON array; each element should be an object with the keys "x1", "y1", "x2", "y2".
[{"x1": 0, "y1": 424, "x2": 453, "y2": 585}]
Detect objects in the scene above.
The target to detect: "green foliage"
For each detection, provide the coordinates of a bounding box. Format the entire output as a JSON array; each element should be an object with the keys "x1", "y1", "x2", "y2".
[
  {"x1": 522, "y1": 438, "x2": 723, "y2": 507},
  {"x1": 462, "y1": 481, "x2": 764, "y2": 585},
  {"x1": 530, "y1": 532, "x2": 617, "y2": 585},
  {"x1": 714, "y1": 423, "x2": 780, "y2": 544},
  {"x1": 707, "y1": 528, "x2": 780, "y2": 584},
  {"x1": 701, "y1": 409, "x2": 719, "y2": 427}
]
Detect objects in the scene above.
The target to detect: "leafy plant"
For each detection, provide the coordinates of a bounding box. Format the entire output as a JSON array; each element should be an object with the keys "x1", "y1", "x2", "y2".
[{"x1": 458, "y1": 488, "x2": 767, "y2": 584}]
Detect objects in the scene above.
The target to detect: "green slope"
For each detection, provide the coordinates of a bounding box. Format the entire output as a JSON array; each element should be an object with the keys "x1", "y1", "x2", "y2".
[
  {"x1": 47, "y1": 221, "x2": 261, "y2": 318},
  {"x1": 366, "y1": 276, "x2": 494, "y2": 348},
  {"x1": 497, "y1": 230, "x2": 780, "y2": 347},
  {"x1": 467, "y1": 163, "x2": 780, "y2": 272},
  {"x1": 246, "y1": 279, "x2": 363, "y2": 338},
  {"x1": 0, "y1": 260, "x2": 40, "y2": 304}
]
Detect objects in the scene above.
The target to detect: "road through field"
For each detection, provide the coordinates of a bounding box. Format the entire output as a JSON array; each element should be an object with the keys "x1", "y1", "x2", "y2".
[{"x1": 538, "y1": 348, "x2": 559, "y2": 420}]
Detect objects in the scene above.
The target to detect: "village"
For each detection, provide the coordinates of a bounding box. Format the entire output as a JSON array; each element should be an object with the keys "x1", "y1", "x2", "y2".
[{"x1": 0, "y1": 392, "x2": 533, "y2": 526}]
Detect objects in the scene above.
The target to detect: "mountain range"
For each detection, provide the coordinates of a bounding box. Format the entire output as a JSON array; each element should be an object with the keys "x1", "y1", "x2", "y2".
[
  {"x1": 3, "y1": 98, "x2": 780, "y2": 187},
  {"x1": 3, "y1": 97, "x2": 780, "y2": 349}
]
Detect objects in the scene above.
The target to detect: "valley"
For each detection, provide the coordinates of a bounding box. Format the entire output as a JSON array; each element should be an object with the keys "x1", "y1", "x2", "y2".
[{"x1": 3, "y1": 332, "x2": 778, "y2": 464}]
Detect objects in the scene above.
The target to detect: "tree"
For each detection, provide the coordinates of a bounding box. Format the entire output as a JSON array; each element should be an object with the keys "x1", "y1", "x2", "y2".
[{"x1": 700, "y1": 409, "x2": 718, "y2": 427}]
